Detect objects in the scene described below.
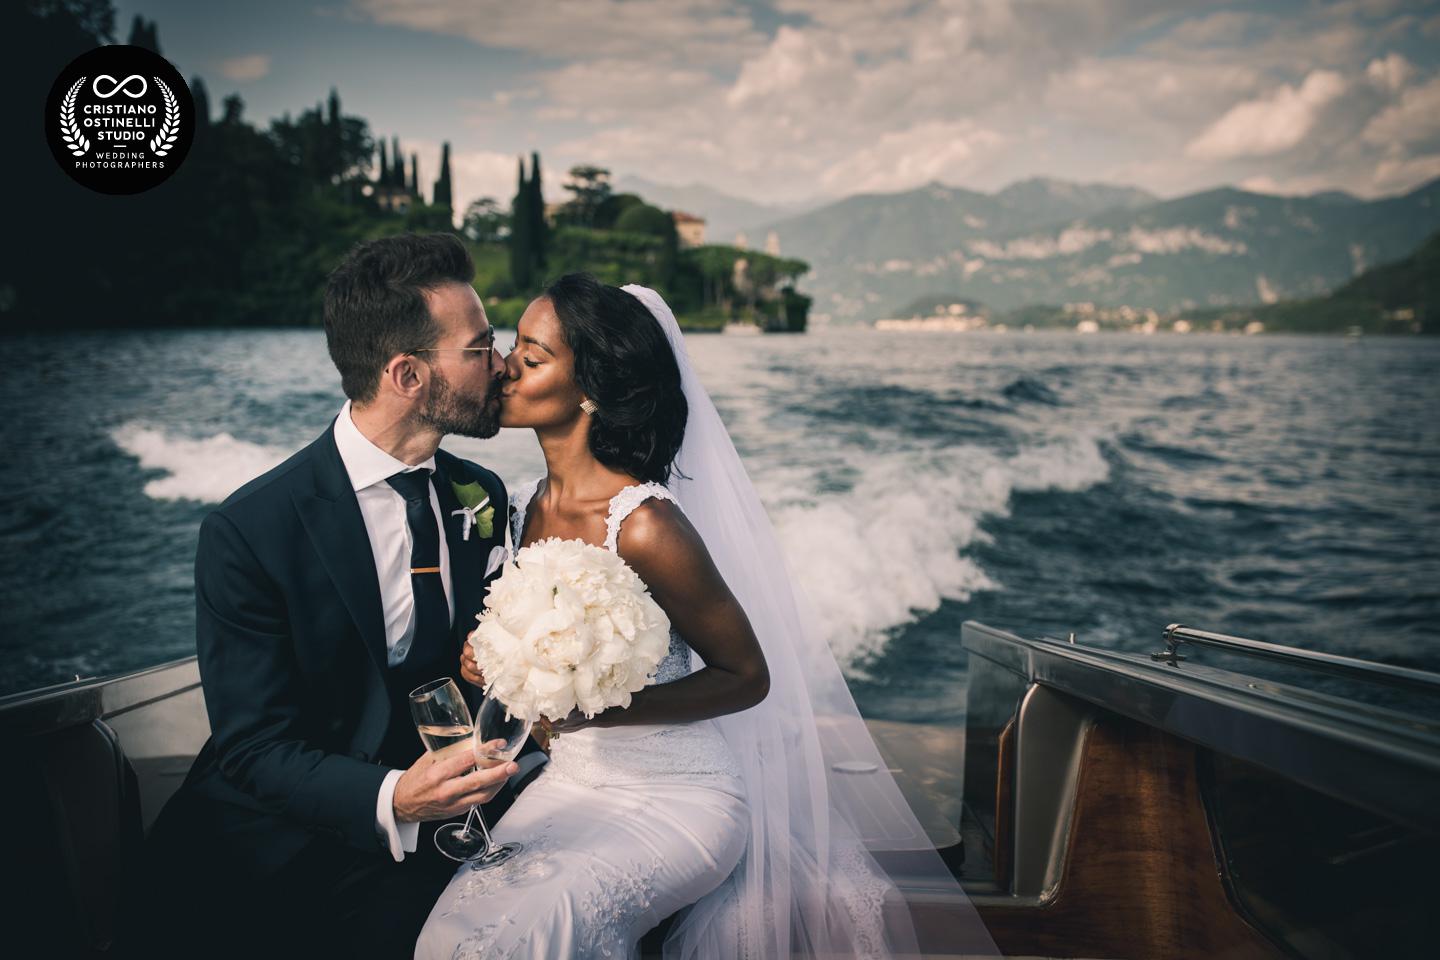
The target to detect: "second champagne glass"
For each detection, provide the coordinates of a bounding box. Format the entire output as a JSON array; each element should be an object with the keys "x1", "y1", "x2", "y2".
[
  {"x1": 467, "y1": 689, "x2": 534, "y2": 867},
  {"x1": 409, "y1": 677, "x2": 503, "y2": 863}
]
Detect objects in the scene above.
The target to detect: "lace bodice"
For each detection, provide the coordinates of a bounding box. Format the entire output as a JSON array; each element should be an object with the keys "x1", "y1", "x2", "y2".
[{"x1": 510, "y1": 478, "x2": 693, "y2": 685}]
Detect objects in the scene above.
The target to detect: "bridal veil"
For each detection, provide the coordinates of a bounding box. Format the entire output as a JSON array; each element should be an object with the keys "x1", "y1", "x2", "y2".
[{"x1": 621, "y1": 285, "x2": 999, "y2": 959}]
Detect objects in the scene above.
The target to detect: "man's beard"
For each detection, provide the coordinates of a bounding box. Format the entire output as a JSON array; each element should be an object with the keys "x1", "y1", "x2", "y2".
[{"x1": 420, "y1": 368, "x2": 502, "y2": 439}]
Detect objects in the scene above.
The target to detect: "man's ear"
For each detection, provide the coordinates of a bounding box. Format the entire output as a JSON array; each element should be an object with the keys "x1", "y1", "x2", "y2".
[{"x1": 378, "y1": 353, "x2": 425, "y2": 400}]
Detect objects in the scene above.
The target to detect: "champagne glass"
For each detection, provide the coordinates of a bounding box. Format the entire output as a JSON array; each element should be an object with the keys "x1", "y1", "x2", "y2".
[
  {"x1": 467, "y1": 689, "x2": 534, "y2": 867},
  {"x1": 408, "y1": 679, "x2": 532, "y2": 869},
  {"x1": 408, "y1": 677, "x2": 514, "y2": 864}
]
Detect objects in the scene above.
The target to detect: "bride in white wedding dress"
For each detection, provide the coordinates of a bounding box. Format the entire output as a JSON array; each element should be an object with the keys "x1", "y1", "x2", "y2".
[{"x1": 415, "y1": 275, "x2": 999, "y2": 959}]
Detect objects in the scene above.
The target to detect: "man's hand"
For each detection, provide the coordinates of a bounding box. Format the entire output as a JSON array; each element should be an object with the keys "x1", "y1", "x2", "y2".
[
  {"x1": 459, "y1": 644, "x2": 485, "y2": 688},
  {"x1": 392, "y1": 738, "x2": 516, "y2": 823}
]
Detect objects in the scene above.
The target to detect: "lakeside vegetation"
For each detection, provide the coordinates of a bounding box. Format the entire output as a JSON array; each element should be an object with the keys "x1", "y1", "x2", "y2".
[{"x1": 6, "y1": 0, "x2": 810, "y2": 334}]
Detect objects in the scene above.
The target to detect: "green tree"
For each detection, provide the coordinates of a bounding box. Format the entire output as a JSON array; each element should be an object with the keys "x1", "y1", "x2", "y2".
[
  {"x1": 528, "y1": 151, "x2": 547, "y2": 269},
  {"x1": 509, "y1": 157, "x2": 534, "y2": 291},
  {"x1": 127, "y1": 13, "x2": 159, "y2": 52},
  {"x1": 595, "y1": 192, "x2": 644, "y2": 229},
  {"x1": 614, "y1": 203, "x2": 679, "y2": 287},
  {"x1": 433, "y1": 142, "x2": 453, "y2": 218},
  {"x1": 561, "y1": 165, "x2": 612, "y2": 227},
  {"x1": 191, "y1": 75, "x2": 211, "y2": 134},
  {"x1": 462, "y1": 197, "x2": 506, "y2": 243}
]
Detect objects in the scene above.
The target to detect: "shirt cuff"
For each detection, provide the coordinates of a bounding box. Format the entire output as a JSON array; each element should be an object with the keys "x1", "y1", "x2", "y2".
[{"x1": 375, "y1": 768, "x2": 419, "y2": 862}]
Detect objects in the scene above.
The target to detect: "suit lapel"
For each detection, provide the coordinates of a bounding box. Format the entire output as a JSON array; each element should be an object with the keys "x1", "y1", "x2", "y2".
[{"x1": 293, "y1": 426, "x2": 389, "y2": 673}]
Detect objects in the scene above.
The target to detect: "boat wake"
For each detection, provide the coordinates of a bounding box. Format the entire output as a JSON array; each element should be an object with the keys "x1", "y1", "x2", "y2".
[
  {"x1": 109, "y1": 421, "x2": 1111, "y2": 670},
  {"x1": 111, "y1": 423, "x2": 288, "y2": 503},
  {"x1": 772, "y1": 432, "x2": 1111, "y2": 668}
]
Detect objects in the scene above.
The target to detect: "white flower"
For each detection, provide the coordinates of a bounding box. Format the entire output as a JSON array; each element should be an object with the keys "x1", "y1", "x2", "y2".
[{"x1": 468, "y1": 537, "x2": 672, "y2": 721}]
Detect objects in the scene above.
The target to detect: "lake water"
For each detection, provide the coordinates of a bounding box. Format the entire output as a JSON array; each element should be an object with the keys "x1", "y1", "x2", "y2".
[{"x1": 2, "y1": 328, "x2": 1438, "y2": 721}]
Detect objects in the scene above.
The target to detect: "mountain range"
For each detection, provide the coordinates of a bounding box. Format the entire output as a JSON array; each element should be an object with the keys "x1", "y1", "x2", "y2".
[
  {"x1": 751, "y1": 176, "x2": 1440, "y2": 321},
  {"x1": 1176, "y1": 227, "x2": 1438, "y2": 334},
  {"x1": 613, "y1": 175, "x2": 821, "y2": 245}
]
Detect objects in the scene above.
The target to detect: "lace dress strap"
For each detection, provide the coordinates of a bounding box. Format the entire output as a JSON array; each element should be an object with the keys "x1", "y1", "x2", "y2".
[
  {"x1": 509, "y1": 476, "x2": 543, "y2": 548},
  {"x1": 604, "y1": 482, "x2": 677, "y2": 554}
]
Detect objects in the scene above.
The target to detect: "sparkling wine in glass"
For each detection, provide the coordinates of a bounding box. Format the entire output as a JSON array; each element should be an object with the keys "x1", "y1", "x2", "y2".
[{"x1": 408, "y1": 677, "x2": 514, "y2": 864}]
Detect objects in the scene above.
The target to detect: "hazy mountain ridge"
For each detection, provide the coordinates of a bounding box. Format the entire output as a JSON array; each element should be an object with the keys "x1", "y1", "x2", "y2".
[
  {"x1": 1173, "y1": 227, "x2": 1440, "y2": 334},
  {"x1": 759, "y1": 177, "x2": 1440, "y2": 321},
  {"x1": 612, "y1": 175, "x2": 816, "y2": 243}
]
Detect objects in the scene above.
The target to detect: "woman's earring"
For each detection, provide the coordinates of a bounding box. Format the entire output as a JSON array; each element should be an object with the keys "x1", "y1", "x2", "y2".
[{"x1": 580, "y1": 398, "x2": 598, "y2": 415}]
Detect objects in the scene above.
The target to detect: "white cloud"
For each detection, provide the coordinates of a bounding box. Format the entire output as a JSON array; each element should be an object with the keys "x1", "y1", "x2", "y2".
[
  {"x1": 1365, "y1": 52, "x2": 1414, "y2": 92},
  {"x1": 352, "y1": 0, "x2": 766, "y2": 65},
  {"x1": 1362, "y1": 72, "x2": 1440, "y2": 146},
  {"x1": 1186, "y1": 70, "x2": 1347, "y2": 159},
  {"x1": 1371, "y1": 152, "x2": 1440, "y2": 193},
  {"x1": 354, "y1": 0, "x2": 1440, "y2": 204},
  {"x1": 1238, "y1": 172, "x2": 1349, "y2": 196},
  {"x1": 817, "y1": 121, "x2": 1006, "y2": 195},
  {"x1": 727, "y1": 26, "x2": 856, "y2": 109},
  {"x1": 540, "y1": 60, "x2": 717, "y2": 119},
  {"x1": 218, "y1": 54, "x2": 271, "y2": 82}
]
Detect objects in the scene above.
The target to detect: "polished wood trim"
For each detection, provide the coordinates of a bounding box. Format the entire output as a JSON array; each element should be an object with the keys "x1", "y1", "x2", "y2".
[
  {"x1": 970, "y1": 712, "x2": 1286, "y2": 959},
  {"x1": 992, "y1": 713, "x2": 1016, "y2": 892}
]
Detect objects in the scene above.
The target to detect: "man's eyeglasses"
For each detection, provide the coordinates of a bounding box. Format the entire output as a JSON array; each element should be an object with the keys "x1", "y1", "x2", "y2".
[
  {"x1": 407, "y1": 346, "x2": 495, "y2": 356},
  {"x1": 407, "y1": 331, "x2": 496, "y2": 358}
]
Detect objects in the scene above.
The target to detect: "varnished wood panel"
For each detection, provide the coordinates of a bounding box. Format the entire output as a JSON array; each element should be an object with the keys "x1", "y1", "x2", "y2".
[{"x1": 953, "y1": 713, "x2": 1285, "y2": 959}]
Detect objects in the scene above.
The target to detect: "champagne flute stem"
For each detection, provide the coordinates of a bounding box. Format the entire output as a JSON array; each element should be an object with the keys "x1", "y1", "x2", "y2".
[{"x1": 458, "y1": 805, "x2": 494, "y2": 853}]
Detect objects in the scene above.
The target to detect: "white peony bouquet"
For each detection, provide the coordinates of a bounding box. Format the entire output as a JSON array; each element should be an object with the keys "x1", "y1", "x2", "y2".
[{"x1": 468, "y1": 537, "x2": 673, "y2": 722}]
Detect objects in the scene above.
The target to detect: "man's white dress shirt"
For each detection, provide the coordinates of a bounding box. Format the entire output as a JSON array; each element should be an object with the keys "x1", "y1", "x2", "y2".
[{"x1": 333, "y1": 401, "x2": 453, "y2": 862}]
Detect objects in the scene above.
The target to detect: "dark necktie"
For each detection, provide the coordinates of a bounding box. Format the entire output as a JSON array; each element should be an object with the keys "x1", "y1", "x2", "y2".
[{"x1": 385, "y1": 469, "x2": 449, "y2": 664}]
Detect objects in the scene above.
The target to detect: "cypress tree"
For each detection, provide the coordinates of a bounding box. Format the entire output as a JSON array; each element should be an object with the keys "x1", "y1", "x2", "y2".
[
  {"x1": 433, "y1": 142, "x2": 453, "y2": 213},
  {"x1": 191, "y1": 76, "x2": 211, "y2": 134},
  {"x1": 529, "y1": 151, "x2": 547, "y2": 268},
  {"x1": 391, "y1": 137, "x2": 404, "y2": 188},
  {"x1": 409, "y1": 153, "x2": 419, "y2": 199},
  {"x1": 378, "y1": 139, "x2": 389, "y2": 187},
  {"x1": 509, "y1": 157, "x2": 533, "y2": 291},
  {"x1": 128, "y1": 16, "x2": 161, "y2": 54},
  {"x1": 325, "y1": 89, "x2": 341, "y2": 184}
]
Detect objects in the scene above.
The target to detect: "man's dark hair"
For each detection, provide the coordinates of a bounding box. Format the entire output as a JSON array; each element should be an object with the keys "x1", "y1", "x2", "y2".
[{"x1": 323, "y1": 232, "x2": 476, "y2": 403}]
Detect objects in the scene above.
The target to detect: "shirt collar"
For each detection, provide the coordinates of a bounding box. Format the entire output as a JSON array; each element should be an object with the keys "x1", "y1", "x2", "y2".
[{"x1": 333, "y1": 400, "x2": 436, "y2": 493}]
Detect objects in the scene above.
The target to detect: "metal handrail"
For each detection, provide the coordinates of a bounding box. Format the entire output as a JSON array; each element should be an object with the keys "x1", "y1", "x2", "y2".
[{"x1": 1150, "y1": 623, "x2": 1440, "y2": 694}]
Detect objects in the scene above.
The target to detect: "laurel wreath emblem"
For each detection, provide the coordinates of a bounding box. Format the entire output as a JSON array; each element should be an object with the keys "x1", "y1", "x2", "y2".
[
  {"x1": 150, "y1": 76, "x2": 180, "y2": 156},
  {"x1": 59, "y1": 76, "x2": 90, "y2": 157}
]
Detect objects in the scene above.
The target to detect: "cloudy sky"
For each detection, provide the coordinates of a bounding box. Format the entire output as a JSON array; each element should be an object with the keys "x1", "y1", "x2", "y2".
[{"x1": 115, "y1": 0, "x2": 1440, "y2": 216}]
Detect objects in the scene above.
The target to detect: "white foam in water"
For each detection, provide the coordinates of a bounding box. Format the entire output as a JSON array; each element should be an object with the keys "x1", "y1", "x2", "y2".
[
  {"x1": 110, "y1": 419, "x2": 1111, "y2": 668},
  {"x1": 111, "y1": 423, "x2": 289, "y2": 502},
  {"x1": 771, "y1": 432, "x2": 1110, "y2": 667}
]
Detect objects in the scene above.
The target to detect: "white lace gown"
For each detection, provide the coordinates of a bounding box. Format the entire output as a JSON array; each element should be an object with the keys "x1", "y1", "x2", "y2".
[{"x1": 415, "y1": 481, "x2": 750, "y2": 960}]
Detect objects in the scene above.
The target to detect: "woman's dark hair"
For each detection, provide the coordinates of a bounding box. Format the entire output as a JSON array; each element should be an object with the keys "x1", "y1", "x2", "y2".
[
  {"x1": 323, "y1": 232, "x2": 475, "y2": 402},
  {"x1": 544, "y1": 273, "x2": 688, "y2": 485}
]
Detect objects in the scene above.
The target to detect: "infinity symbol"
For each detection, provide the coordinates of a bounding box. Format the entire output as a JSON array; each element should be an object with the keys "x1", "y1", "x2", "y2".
[{"x1": 92, "y1": 74, "x2": 148, "y2": 99}]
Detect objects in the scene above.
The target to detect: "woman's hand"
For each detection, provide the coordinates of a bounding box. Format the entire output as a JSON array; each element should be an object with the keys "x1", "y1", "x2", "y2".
[
  {"x1": 536, "y1": 707, "x2": 602, "y2": 750},
  {"x1": 459, "y1": 643, "x2": 485, "y2": 688}
]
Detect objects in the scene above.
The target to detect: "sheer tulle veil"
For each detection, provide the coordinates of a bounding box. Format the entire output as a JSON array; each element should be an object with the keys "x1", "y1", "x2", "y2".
[{"x1": 620, "y1": 285, "x2": 999, "y2": 958}]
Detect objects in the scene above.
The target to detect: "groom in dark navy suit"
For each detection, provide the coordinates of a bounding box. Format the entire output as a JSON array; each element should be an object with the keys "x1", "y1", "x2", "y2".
[{"x1": 128, "y1": 233, "x2": 521, "y2": 959}]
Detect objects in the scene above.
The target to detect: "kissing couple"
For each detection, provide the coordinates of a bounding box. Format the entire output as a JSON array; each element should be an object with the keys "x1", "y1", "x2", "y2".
[{"x1": 130, "y1": 233, "x2": 996, "y2": 959}]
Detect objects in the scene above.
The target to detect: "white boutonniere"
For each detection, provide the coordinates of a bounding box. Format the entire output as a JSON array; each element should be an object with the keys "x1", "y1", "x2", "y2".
[{"x1": 450, "y1": 480, "x2": 494, "y2": 541}]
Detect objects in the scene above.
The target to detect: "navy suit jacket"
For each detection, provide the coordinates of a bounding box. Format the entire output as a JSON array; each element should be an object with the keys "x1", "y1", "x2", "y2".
[{"x1": 174, "y1": 423, "x2": 508, "y2": 873}]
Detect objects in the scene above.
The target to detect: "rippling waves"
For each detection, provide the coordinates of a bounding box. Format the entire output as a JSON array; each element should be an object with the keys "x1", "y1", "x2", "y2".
[{"x1": 2, "y1": 329, "x2": 1437, "y2": 721}]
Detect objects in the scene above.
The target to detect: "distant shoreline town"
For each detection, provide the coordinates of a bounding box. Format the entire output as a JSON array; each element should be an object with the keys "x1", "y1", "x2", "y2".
[{"x1": 868, "y1": 226, "x2": 1435, "y2": 337}]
